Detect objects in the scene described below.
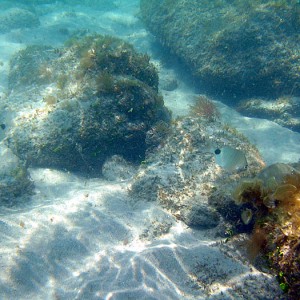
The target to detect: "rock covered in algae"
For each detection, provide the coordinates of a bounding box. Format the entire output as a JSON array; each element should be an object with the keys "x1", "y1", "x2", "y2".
[
  {"x1": 0, "y1": 142, "x2": 34, "y2": 206},
  {"x1": 212, "y1": 162, "x2": 300, "y2": 298},
  {"x1": 102, "y1": 155, "x2": 137, "y2": 181},
  {"x1": 129, "y1": 114, "x2": 264, "y2": 229},
  {"x1": 5, "y1": 34, "x2": 171, "y2": 175},
  {"x1": 237, "y1": 96, "x2": 300, "y2": 133},
  {"x1": 140, "y1": 0, "x2": 300, "y2": 100},
  {"x1": 180, "y1": 198, "x2": 220, "y2": 229}
]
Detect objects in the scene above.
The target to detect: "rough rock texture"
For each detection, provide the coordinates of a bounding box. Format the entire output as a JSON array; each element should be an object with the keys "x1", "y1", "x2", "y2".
[
  {"x1": 237, "y1": 96, "x2": 300, "y2": 133},
  {"x1": 210, "y1": 162, "x2": 300, "y2": 298},
  {"x1": 0, "y1": 142, "x2": 34, "y2": 206},
  {"x1": 102, "y1": 155, "x2": 137, "y2": 181},
  {"x1": 180, "y1": 198, "x2": 220, "y2": 229},
  {"x1": 140, "y1": 0, "x2": 300, "y2": 100},
  {"x1": 5, "y1": 35, "x2": 171, "y2": 175},
  {"x1": 0, "y1": 8, "x2": 40, "y2": 33},
  {"x1": 129, "y1": 115, "x2": 264, "y2": 229}
]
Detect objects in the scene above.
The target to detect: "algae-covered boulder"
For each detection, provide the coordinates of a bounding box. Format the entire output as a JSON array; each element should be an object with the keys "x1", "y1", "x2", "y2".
[
  {"x1": 102, "y1": 155, "x2": 137, "y2": 181},
  {"x1": 237, "y1": 96, "x2": 300, "y2": 133},
  {"x1": 0, "y1": 142, "x2": 34, "y2": 206},
  {"x1": 129, "y1": 113, "x2": 264, "y2": 229},
  {"x1": 140, "y1": 0, "x2": 300, "y2": 100},
  {"x1": 6, "y1": 34, "x2": 171, "y2": 175},
  {"x1": 211, "y1": 162, "x2": 300, "y2": 298}
]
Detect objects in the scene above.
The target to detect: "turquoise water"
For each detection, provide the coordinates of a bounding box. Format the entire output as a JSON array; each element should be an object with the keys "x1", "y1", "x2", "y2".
[{"x1": 0, "y1": 1, "x2": 299, "y2": 299}]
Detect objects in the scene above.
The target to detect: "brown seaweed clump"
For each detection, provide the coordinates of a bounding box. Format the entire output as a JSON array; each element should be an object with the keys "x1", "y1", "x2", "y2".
[
  {"x1": 189, "y1": 95, "x2": 220, "y2": 122},
  {"x1": 233, "y1": 163, "x2": 300, "y2": 297}
]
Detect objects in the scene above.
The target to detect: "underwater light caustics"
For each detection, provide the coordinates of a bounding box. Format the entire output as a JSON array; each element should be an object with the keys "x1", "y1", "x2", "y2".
[{"x1": 214, "y1": 146, "x2": 248, "y2": 172}]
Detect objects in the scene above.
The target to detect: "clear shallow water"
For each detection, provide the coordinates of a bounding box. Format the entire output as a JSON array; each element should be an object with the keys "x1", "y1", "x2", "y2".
[{"x1": 0, "y1": 1, "x2": 298, "y2": 299}]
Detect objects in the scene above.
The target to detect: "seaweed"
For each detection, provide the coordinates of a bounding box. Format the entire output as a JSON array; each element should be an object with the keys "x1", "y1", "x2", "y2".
[
  {"x1": 189, "y1": 95, "x2": 220, "y2": 122},
  {"x1": 233, "y1": 163, "x2": 300, "y2": 297},
  {"x1": 64, "y1": 34, "x2": 159, "y2": 90},
  {"x1": 96, "y1": 71, "x2": 115, "y2": 94}
]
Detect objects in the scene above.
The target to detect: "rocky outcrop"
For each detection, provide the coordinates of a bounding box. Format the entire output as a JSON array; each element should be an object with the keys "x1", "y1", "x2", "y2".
[
  {"x1": 5, "y1": 34, "x2": 171, "y2": 175},
  {"x1": 140, "y1": 0, "x2": 300, "y2": 100},
  {"x1": 237, "y1": 96, "x2": 300, "y2": 132},
  {"x1": 129, "y1": 114, "x2": 264, "y2": 229}
]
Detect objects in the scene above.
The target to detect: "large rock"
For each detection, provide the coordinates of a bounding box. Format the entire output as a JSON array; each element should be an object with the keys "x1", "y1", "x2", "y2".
[
  {"x1": 140, "y1": 0, "x2": 300, "y2": 100},
  {"x1": 129, "y1": 114, "x2": 264, "y2": 229},
  {"x1": 5, "y1": 35, "x2": 171, "y2": 175},
  {"x1": 237, "y1": 96, "x2": 300, "y2": 133}
]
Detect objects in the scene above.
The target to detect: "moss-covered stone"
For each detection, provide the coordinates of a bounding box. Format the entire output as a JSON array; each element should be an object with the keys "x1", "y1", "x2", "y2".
[
  {"x1": 237, "y1": 96, "x2": 300, "y2": 133},
  {"x1": 6, "y1": 34, "x2": 171, "y2": 175},
  {"x1": 129, "y1": 114, "x2": 264, "y2": 230},
  {"x1": 140, "y1": 0, "x2": 300, "y2": 100},
  {"x1": 8, "y1": 45, "x2": 57, "y2": 90}
]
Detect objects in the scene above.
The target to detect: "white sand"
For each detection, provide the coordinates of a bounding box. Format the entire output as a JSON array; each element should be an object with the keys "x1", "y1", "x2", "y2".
[{"x1": 0, "y1": 168, "x2": 280, "y2": 299}]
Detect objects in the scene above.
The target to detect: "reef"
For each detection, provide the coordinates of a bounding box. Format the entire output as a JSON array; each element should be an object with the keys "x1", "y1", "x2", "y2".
[
  {"x1": 5, "y1": 34, "x2": 171, "y2": 175},
  {"x1": 140, "y1": 0, "x2": 300, "y2": 100}
]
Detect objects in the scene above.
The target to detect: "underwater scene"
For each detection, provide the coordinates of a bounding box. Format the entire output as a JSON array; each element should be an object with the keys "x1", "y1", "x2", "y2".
[{"x1": 0, "y1": 0, "x2": 300, "y2": 299}]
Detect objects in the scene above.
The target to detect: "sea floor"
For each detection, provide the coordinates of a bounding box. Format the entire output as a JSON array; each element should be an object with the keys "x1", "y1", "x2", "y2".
[{"x1": 0, "y1": 1, "x2": 298, "y2": 299}]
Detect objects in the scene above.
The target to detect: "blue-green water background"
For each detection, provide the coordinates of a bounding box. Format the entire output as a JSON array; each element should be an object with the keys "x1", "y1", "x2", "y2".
[{"x1": 0, "y1": 1, "x2": 299, "y2": 299}]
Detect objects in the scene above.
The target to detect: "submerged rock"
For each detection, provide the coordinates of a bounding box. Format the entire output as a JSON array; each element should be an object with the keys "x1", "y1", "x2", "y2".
[
  {"x1": 17, "y1": 0, "x2": 117, "y2": 9},
  {"x1": 237, "y1": 96, "x2": 300, "y2": 132},
  {"x1": 140, "y1": 0, "x2": 300, "y2": 100},
  {"x1": 0, "y1": 142, "x2": 34, "y2": 206},
  {"x1": 129, "y1": 115, "x2": 264, "y2": 229},
  {"x1": 180, "y1": 198, "x2": 220, "y2": 229},
  {"x1": 102, "y1": 155, "x2": 137, "y2": 181},
  {"x1": 5, "y1": 34, "x2": 171, "y2": 175}
]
